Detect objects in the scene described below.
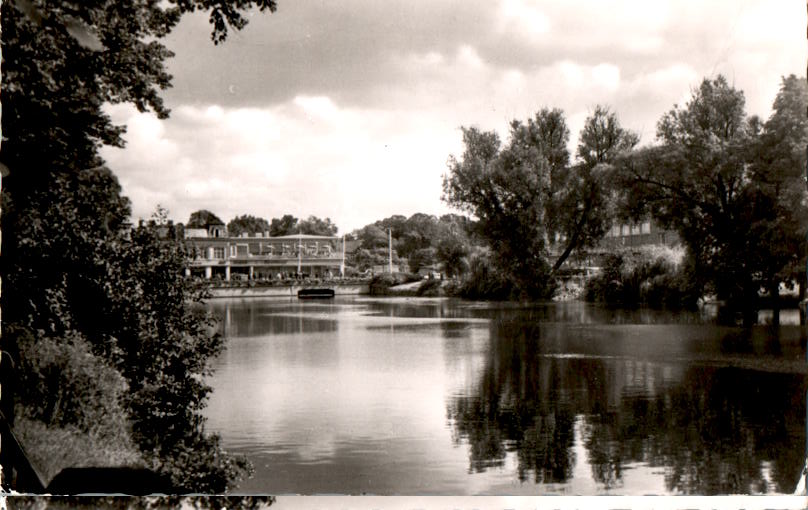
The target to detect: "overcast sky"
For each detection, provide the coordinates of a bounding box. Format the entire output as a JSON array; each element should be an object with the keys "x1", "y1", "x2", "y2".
[{"x1": 100, "y1": 0, "x2": 805, "y2": 233}]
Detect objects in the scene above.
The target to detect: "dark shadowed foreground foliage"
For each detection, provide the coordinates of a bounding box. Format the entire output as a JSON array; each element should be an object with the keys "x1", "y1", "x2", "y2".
[
  {"x1": 6, "y1": 496, "x2": 275, "y2": 510},
  {"x1": 2, "y1": 0, "x2": 279, "y2": 493}
]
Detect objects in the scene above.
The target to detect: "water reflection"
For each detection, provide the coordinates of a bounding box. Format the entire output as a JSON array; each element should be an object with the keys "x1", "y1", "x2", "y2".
[
  {"x1": 209, "y1": 299, "x2": 339, "y2": 336},
  {"x1": 447, "y1": 316, "x2": 806, "y2": 494},
  {"x1": 205, "y1": 298, "x2": 806, "y2": 495}
]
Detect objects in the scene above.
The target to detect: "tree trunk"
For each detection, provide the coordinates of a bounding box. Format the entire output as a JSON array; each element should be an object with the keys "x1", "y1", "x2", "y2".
[
  {"x1": 552, "y1": 232, "x2": 580, "y2": 273},
  {"x1": 741, "y1": 279, "x2": 758, "y2": 328},
  {"x1": 769, "y1": 280, "x2": 780, "y2": 327}
]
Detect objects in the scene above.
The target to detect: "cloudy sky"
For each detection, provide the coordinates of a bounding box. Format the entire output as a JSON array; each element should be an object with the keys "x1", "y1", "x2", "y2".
[{"x1": 100, "y1": 0, "x2": 804, "y2": 233}]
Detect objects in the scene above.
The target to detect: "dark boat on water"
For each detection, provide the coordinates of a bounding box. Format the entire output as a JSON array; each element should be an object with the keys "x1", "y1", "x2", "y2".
[{"x1": 298, "y1": 288, "x2": 335, "y2": 299}]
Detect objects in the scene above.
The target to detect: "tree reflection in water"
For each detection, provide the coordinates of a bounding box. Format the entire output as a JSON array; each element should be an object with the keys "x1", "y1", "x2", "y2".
[{"x1": 446, "y1": 317, "x2": 805, "y2": 494}]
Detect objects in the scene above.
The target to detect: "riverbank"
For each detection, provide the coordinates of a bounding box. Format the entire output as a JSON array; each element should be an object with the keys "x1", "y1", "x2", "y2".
[{"x1": 208, "y1": 282, "x2": 370, "y2": 298}]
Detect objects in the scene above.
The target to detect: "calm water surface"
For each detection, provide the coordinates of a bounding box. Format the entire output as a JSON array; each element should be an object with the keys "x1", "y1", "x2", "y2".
[{"x1": 204, "y1": 297, "x2": 806, "y2": 495}]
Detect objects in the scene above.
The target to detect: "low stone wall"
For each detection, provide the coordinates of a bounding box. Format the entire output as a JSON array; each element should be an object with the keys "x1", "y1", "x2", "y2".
[{"x1": 209, "y1": 283, "x2": 370, "y2": 299}]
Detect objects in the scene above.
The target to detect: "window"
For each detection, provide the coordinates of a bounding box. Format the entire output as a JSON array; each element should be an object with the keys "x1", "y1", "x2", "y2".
[
  {"x1": 213, "y1": 247, "x2": 225, "y2": 259},
  {"x1": 641, "y1": 221, "x2": 651, "y2": 234},
  {"x1": 621, "y1": 225, "x2": 630, "y2": 236}
]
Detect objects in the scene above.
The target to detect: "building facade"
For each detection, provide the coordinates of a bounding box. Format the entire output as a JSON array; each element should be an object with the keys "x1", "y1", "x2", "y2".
[
  {"x1": 185, "y1": 225, "x2": 344, "y2": 280},
  {"x1": 599, "y1": 220, "x2": 680, "y2": 250}
]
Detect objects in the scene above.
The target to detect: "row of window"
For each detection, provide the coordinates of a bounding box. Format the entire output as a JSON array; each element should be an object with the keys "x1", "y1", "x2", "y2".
[
  {"x1": 605, "y1": 222, "x2": 652, "y2": 238},
  {"x1": 202, "y1": 244, "x2": 336, "y2": 260}
]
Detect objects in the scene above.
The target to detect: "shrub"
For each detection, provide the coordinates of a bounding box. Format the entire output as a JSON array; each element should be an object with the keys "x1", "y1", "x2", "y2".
[
  {"x1": 13, "y1": 328, "x2": 131, "y2": 437},
  {"x1": 456, "y1": 254, "x2": 514, "y2": 300},
  {"x1": 9, "y1": 326, "x2": 143, "y2": 483},
  {"x1": 585, "y1": 247, "x2": 700, "y2": 309},
  {"x1": 416, "y1": 278, "x2": 442, "y2": 296},
  {"x1": 369, "y1": 273, "x2": 396, "y2": 295}
]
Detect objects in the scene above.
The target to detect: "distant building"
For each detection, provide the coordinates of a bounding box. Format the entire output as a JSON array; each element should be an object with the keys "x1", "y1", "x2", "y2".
[
  {"x1": 550, "y1": 219, "x2": 681, "y2": 270},
  {"x1": 184, "y1": 226, "x2": 345, "y2": 280},
  {"x1": 599, "y1": 220, "x2": 680, "y2": 250}
]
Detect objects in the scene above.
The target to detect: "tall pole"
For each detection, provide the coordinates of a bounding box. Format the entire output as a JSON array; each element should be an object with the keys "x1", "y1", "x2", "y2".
[
  {"x1": 388, "y1": 228, "x2": 393, "y2": 274},
  {"x1": 341, "y1": 235, "x2": 345, "y2": 278},
  {"x1": 297, "y1": 232, "x2": 302, "y2": 276}
]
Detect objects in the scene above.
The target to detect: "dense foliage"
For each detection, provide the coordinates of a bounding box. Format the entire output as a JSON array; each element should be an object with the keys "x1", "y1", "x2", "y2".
[
  {"x1": 2, "y1": 0, "x2": 277, "y2": 493},
  {"x1": 226, "y1": 214, "x2": 271, "y2": 236},
  {"x1": 188, "y1": 210, "x2": 226, "y2": 228},
  {"x1": 615, "y1": 75, "x2": 807, "y2": 320},
  {"x1": 263, "y1": 214, "x2": 338, "y2": 236},
  {"x1": 584, "y1": 247, "x2": 700, "y2": 309},
  {"x1": 348, "y1": 212, "x2": 474, "y2": 274},
  {"x1": 442, "y1": 108, "x2": 636, "y2": 298}
]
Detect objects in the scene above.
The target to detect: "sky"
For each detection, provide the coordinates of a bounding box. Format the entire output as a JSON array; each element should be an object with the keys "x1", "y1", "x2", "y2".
[{"x1": 99, "y1": 0, "x2": 805, "y2": 233}]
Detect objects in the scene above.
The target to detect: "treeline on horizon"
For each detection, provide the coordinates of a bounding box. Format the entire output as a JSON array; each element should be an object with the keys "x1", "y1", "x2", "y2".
[{"x1": 168, "y1": 206, "x2": 479, "y2": 277}]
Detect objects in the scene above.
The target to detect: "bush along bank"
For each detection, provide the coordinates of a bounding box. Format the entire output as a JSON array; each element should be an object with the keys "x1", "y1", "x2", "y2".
[
  {"x1": 584, "y1": 246, "x2": 701, "y2": 309},
  {"x1": 368, "y1": 273, "x2": 449, "y2": 297}
]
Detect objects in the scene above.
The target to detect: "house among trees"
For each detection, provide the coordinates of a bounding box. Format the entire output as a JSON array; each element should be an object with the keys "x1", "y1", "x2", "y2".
[{"x1": 599, "y1": 220, "x2": 680, "y2": 250}]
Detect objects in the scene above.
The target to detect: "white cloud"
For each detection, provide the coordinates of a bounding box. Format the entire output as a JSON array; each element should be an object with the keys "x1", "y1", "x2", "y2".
[
  {"x1": 101, "y1": 0, "x2": 802, "y2": 231},
  {"x1": 498, "y1": 0, "x2": 551, "y2": 39},
  {"x1": 591, "y1": 64, "x2": 621, "y2": 92},
  {"x1": 101, "y1": 99, "x2": 458, "y2": 232}
]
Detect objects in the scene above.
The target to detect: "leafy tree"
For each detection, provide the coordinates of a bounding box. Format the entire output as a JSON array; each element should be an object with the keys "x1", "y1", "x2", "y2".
[
  {"x1": 227, "y1": 214, "x2": 270, "y2": 237},
  {"x1": 269, "y1": 214, "x2": 298, "y2": 236},
  {"x1": 397, "y1": 214, "x2": 439, "y2": 258},
  {"x1": 357, "y1": 224, "x2": 389, "y2": 249},
  {"x1": 298, "y1": 215, "x2": 338, "y2": 235},
  {"x1": 552, "y1": 106, "x2": 638, "y2": 271},
  {"x1": 438, "y1": 213, "x2": 475, "y2": 240},
  {"x1": 443, "y1": 110, "x2": 576, "y2": 298},
  {"x1": 443, "y1": 107, "x2": 637, "y2": 297},
  {"x1": 187, "y1": 209, "x2": 225, "y2": 228},
  {"x1": 436, "y1": 237, "x2": 469, "y2": 278},
  {"x1": 615, "y1": 75, "x2": 806, "y2": 321},
  {"x1": 349, "y1": 247, "x2": 399, "y2": 272},
  {"x1": 375, "y1": 214, "x2": 408, "y2": 239},
  {"x1": 443, "y1": 125, "x2": 552, "y2": 298},
  {"x1": 408, "y1": 247, "x2": 436, "y2": 274},
  {"x1": 2, "y1": 0, "x2": 277, "y2": 493},
  {"x1": 102, "y1": 222, "x2": 251, "y2": 492},
  {"x1": 748, "y1": 75, "x2": 808, "y2": 303}
]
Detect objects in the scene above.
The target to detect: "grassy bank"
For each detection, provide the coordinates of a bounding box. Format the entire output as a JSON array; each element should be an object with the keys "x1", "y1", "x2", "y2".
[{"x1": 14, "y1": 414, "x2": 143, "y2": 486}]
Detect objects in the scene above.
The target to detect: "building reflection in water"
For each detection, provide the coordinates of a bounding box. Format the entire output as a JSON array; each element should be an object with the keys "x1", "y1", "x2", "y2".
[
  {"x1": 446, "y1": 316, "x2": 806, "y2": 494},
  {"x1": 210, "y1": 299, "x2": 339, "y2": 337}
]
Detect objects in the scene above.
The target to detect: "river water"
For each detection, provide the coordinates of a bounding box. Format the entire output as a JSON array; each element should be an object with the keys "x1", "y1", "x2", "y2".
[{"x1": 204, "y1": 297, "x2": 806, "y2": 495}]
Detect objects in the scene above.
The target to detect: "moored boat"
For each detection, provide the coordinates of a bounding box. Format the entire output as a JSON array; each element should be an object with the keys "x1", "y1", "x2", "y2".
[{"x1": 297, "y1": 288, "x2": 335, "y2": 299}]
